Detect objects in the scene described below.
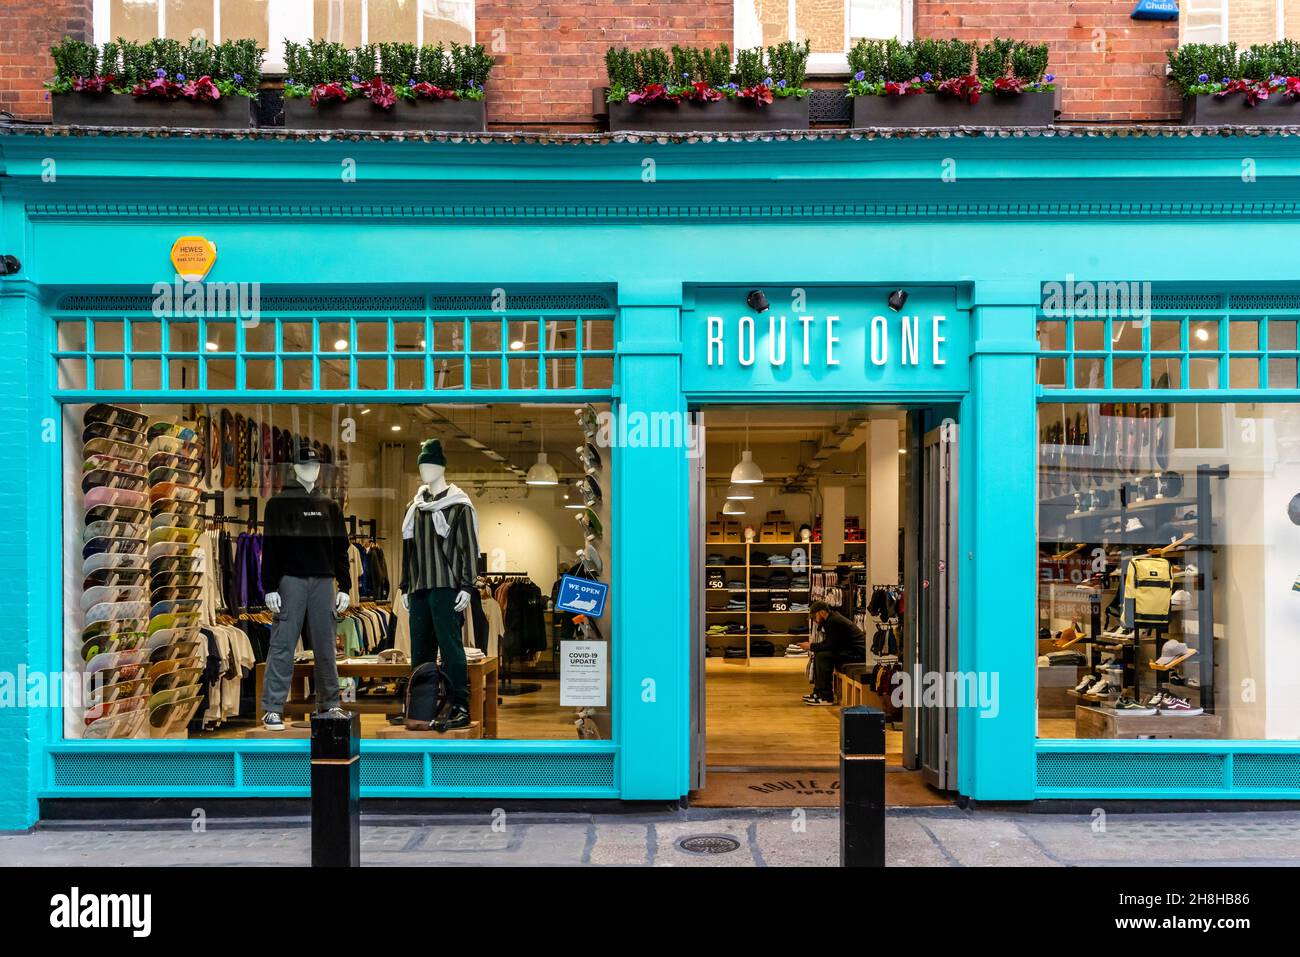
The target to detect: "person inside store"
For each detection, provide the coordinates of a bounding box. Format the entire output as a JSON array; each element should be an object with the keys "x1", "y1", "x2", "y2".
[{"x1": 797, "y1": 600, "x2": 866, "y2": 706}]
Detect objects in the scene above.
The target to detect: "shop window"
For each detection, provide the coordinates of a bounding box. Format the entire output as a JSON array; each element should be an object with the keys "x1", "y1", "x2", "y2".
[
  {"x1": 61, "y1": 398, "x2": 610, "y2": 743},
  {"x1": 1111, "y1": 319, "x2": 1144, "y2": 352},
  {"x1": 1073, "y1": 321, "x2": 1106, "y2": 352},
  {"x1": 1037, "y1": 357, "x2": 1066, "y2": 389},
  {"x1": 1036, "y1": 321, "x2": 1067, "y2": 351},
  {"x1": 168, "y1": 357, "x2": 200, "y2": 389},
  {"x1": 52, "y1": 301, "x2": 616, "y2": 397},
  {"x1": 97, "y1": 1, "x2": 475, "y2": 73},
  {"x1": 1111, "y1": 357, "x2": 1143, "y2": 390},
  {"x1": 1269, "y1": 358, "x2": 1298, "y2": 389},
  {"x1": 245, "y1": 320, "x2": 277, "y2": 353},
  {"x1": 131, "y1": 321, "x2": 163, "y2": 353},
  {"x1": 282, "y1": 359, "x2": 314, "y2": 390},
  {"x1": 734, "y1": 0, "x2": 910, "y2": 75},
  {"x1": 1270, "y1": 318, "x2": 1298, "y2": 350},
  {"x1": 1037, "y1": 401, "x2": 1300, "y2": 742},
  {"x1": 1189, "y1": 357, "x2": 1220, "y2": 389}
]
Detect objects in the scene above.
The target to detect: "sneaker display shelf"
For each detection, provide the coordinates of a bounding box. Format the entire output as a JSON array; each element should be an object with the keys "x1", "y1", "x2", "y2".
[
  {"x1": 703, "y1": 541, "x2": 814, "y2": 664},
  {"x1": 1039, "y1": 464, "x2": 1229, "y2": 738}
]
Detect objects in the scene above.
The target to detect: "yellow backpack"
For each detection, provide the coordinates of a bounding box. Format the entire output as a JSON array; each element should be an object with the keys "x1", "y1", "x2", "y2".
[{"x1": 1125, "y1": 555, "x2": 1172, "y2": 626}]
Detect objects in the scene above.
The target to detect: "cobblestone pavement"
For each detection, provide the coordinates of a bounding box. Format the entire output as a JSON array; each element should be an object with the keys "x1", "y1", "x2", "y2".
[{"x1": 3, "y1": 807, "x2": 1300, "y2": 866}]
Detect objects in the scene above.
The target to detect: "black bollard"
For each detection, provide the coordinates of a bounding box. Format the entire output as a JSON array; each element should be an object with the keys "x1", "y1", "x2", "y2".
[
  {"x1": 840, "y1": 705, "x2": 885, "y2": 867},
  {"x1": 311, "y1": 709, "x2": 360, "y2": 867}
]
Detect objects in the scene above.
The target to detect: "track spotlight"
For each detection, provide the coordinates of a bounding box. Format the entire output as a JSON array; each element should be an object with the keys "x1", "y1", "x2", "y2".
[
  {"x1": 887, "y1": 289, "x2": 908, "y2": 312},
  {"x1": 746, "y1": 289, "x2": 769, "y2": 313}
]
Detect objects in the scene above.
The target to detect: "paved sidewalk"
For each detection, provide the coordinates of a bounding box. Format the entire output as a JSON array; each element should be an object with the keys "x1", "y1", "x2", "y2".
[{"x1": 4, "y1": 806, "x2": 1300, "y2": 866}]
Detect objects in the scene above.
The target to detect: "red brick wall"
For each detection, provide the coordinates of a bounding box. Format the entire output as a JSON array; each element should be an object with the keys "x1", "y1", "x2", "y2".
[
  {"x1": 916, "y1": 1, "x2": 1181, "y2": 122},
  {"x1": 0, "y1": 0, "x2": 92, "y2": 121},
  {"x1": 1, "y1": 1, "x2": 1186, "y2": 126},
  {"x1": 477, "y1": 1, "x2": 733, "y2": 129}
]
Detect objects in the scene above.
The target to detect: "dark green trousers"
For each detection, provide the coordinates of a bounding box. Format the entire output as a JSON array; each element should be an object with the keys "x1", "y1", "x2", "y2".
[{"x1": 408, "y1": 587, "x2": 469, "y2": 709}]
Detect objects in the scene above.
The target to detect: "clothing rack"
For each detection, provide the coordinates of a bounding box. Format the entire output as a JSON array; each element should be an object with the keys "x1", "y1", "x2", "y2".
[
  {"x1": 233, "y1": 495, "x2": 259, "y2": 531},
  {"x1": 478, "y1": 571, "x2": 542, "y2": 697},
  {"x1": 347, "y1": 515, "x2": 382, "y2": 541}
]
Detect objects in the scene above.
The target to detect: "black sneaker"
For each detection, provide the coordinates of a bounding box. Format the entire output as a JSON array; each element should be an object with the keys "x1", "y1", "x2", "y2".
[
  {"x1": 435, "y1": 705, "x2": 471, "y2": 732},
  {"x1": 261, "y1": 711, "x2": 285, "y2": 731},
  {"x1": 803, "y1": 694, "x2": 835, "y2": 706},
  {"x1": 315, "y1": 707, "x2": 352, "y2": 721}
]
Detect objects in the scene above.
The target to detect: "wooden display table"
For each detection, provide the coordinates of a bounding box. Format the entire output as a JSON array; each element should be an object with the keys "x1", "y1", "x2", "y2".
[
  {"x1": 1075, "y1": 704, "x2": 1222, "y2": 740},
  {"x1": 254, "y1": 656, "x2": 499, "y2": 739}
]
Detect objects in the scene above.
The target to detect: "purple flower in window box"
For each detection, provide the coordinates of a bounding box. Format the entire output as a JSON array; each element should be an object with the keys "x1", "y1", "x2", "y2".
[{"x1": 854, "y1": 70, "x2": 865, "y2": 81}]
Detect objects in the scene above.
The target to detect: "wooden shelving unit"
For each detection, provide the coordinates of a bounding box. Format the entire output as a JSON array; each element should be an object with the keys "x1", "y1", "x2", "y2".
[{"x1": 704, "y1": 540, "x2": 813, "y2": 664}]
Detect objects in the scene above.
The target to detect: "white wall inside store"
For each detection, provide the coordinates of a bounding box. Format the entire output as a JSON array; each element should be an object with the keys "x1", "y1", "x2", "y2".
[{"x1": 475, "y1": 490, "x2": 586, "y2": 595}]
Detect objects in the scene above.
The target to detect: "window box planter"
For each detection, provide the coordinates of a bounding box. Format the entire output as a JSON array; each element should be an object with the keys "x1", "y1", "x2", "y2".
[
  {"x1": 1181, "y1": 93, "x2": 1300, "y2": 126},
  {"x1": 281, "y1": 96, "x2": 486, "y2": 132},
  {"x1": 850, "y1": 92, "x2": 1056, "y2": 128},
  {"x1": 51, "y1": 92, "x2": 256, "y2": 129},
  {"x1": 604, "y1": 93, "x2": 810, "y2": 133}
]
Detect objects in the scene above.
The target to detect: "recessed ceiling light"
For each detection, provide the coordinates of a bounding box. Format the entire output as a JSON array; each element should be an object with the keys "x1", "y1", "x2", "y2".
[
  {"x1": 509, "y1": 340, "x2": 525, "y2": 351},
  {"x1": 898, "y1": 448, "x2": 906, "y2": 454},
  {"x1": 1195, "y1": 327, "x2": 1210, "y2": 342},
  {"x1": 334, "y1": 339, "x2": 349, "y2": 351},
  {"x1": 360, "y1": 408, "x2": 371, "y2": 415},
  {"x1": 390, "y1": 424, "x2": 402, "y2": 432},
  {"x1": 205, "y1": 341, "x2": 219, "y2": 352},
  {"x1": 419, "y1": 339, "x2": 427, "y2": 349}
]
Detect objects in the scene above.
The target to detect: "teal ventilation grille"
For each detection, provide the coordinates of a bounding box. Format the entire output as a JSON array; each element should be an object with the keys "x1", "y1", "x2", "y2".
[
  {"x1": 1036, "y1": 752, "x2": 1226, "y2": 791},
  {"x1": 52, "y1": 752, "x2": 236, "y2": 789},
  {"x1": 1232, "y1": 754, "x2": 1300, "y2": 790}
]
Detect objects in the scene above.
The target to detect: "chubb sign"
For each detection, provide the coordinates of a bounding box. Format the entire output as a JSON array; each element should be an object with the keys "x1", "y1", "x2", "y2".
[{"x1": 705, "y1": 313, "x2": 948, "y2": 368}]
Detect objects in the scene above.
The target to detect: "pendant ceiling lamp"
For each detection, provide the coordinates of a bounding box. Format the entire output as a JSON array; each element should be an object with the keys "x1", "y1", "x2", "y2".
[
  {"x1": 722, "y1": 498, "x2": 746, "y2": 515},
  {"x1": 725, "y1": 483, "x2": 754, "y2": 500},
  {"x1": 730, "y1": 415, "x2": 764, "y2": 485},
  {"x1": 525, "y1": 420, "x2": 559, "y2": 486}
]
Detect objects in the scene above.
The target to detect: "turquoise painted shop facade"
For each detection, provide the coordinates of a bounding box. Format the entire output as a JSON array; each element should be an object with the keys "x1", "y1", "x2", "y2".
[{"x1": 2, "y1": 127, "x2": 1300, "y2": 828}]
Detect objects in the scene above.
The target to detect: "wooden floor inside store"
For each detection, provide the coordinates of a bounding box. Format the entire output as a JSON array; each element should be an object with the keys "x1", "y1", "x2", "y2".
[{"x1": 696, "y1": 657, "x2": 951, "y2": 808}]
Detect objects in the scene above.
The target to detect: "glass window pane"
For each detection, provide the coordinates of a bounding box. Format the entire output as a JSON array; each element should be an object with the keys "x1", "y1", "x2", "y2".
[
  {"x1": 1037, "y1": 357, "x2": 1066, "y2": 388},
  {"x1": 1073, "y1": 321, "x2": 1105, "y2": 352},
  {"x1": 245, "y1": 319, "x2": 276, "y2": 352},
  {"x1": 319, "y1": 321, "x2": 351, "y2": 354},
  {"x1": 282, "y1": 359, "x2": 313, "y2": 390},
  {"x1": 1229, "y1": 320, "x2": 1258, "y2": 351},
  {"x1": 357, "y1": 321, "x2": 388, "y2": 352},
  {"x1": 131, "y1": 358, "x2": 161, "y2": 389},
  {"x1": 1150, "y1": 320, "x2": 1182, "y2": 351},
  {"x1": 1269, "y1": 319, "x2": 1298, "y2": 350},
  {"x1": 130, "y1": 320, "x2": 162, "y2": 352},
  {"x1": 205, "y1": 321, "x2": 236, "y2": 353},
  {"x1": 432, "y1": 320, "x2": 463, "y2": 352},
  {"x1": 219, "y1": 0, "x2": 272, "y2": 49},
  {"x1": 57, "y1": 357, "x2": 87, "y2": 389},
  {"x1": 583, "y1": 319, "x2": 614, "y2": 351},
  {"x1": 1229, "y1": 357, "x2": 1259, "y2": 389},
  {"x1": 1269, "y1": 358, "x2": 1298, "y2": 388},
  {"x1": 470, "y1": 357, "x2": 501, "y2": 390},
  {"x1": 207, "y1": 358, "x2": 237, "y2": 389},
  {"x1": 96, "y1": 356, "x2": 124, "y2": 388},
  {"x1": 357, "y1": 358, "x2": 388, "y2": 390},
  {"x1": 1112, "y1": 357, "x2": 1143, "y2": 389},
  {"x1": 57, "y1": 321, "x2": 87, "y2": 352},
  {"x1": 1073, "y1": 357, "x2": 1105, "y2": 389},
  {"x1": 1036, "y1": 320, "x2": 1066, "y2": 351},
  {"x1": 432, "y1": 357, "x2": 465, "y2": 389},
  {"x1": 93, "y1": 320, "x2": 125, "y2": 352},
  {"x1": 472, "y1": 320, "x2": 502, "y2": 352},
  {"x1": 1111, "y1": 319, "x2": 1144, "y2": 352},
  {"x1": 507, "y1": 319, "x2": 538, "y2": 352},
  {"x1": 281, "y1": 322, "x2": 312, "y2": 352},
  {"x1": 108, "y1": 0, "x2": 157, "y2": 43},
  {"x1": 394, "y1": 321, "x2": 426, "y2": 352},
  {"x1": 313, "y1": 0, "x2": 360, "y2": 44},
  {"x1": 1150, "y1": 357, "x2": 1182, "y2": 389},
  {"x1": 165, "y1": 0, "x2": 213, "y2": 42},
  {"x1": 168, "y1": 357, "x2": 199, "y2": 389},
  {"x1": 509, "y1": 357, "x2": 539, "y2": 390},
  {"x1": 245, "y1": 358, "x2": 276, "y2": 390},
  {"x1": 321, "y1": 359, "x2": 350, "y2": 390},
  {"x1": 1189, "y1": 357, "x2": 1219, "y2": 388},
  {"x1": 169, "y1": 321, "x2": 200, "y2": 353},
  {"x1": 546, "y1": 356, "x2": 577, "y2": 389},
  {"x1": 1190, "y1": 320, "x2": 1219, "y2": 350},
  {"x1": 366, "y1": 0, "x2": 419, "y2": 42},
  {"x1": 583, "y1": 357, "x2": 614, "y2": 389},
  {"x1": 545, "y1": 318, "x2": 578, "y2": 351},
  {"x1": 422, "y1": 0, "x2": 473, "y2": 44},
  {"x1": 395, "y1": 358, "x2": 424, "y2": 390}
]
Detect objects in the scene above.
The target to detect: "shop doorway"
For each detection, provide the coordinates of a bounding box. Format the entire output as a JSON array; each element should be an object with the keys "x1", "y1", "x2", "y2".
[{"x1": 688, "y1": 406, "x2": 957, "y2": 808}]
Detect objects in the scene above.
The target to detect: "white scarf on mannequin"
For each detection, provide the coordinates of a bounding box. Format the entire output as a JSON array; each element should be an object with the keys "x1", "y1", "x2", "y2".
[{"x1": 401, "y1": 483, "x2": 478, "y2": 540}]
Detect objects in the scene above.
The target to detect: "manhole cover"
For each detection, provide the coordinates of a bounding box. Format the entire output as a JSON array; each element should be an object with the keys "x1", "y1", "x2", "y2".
[{"x1": 676, "y1": 834, "x2": 741, "y2": 855}]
